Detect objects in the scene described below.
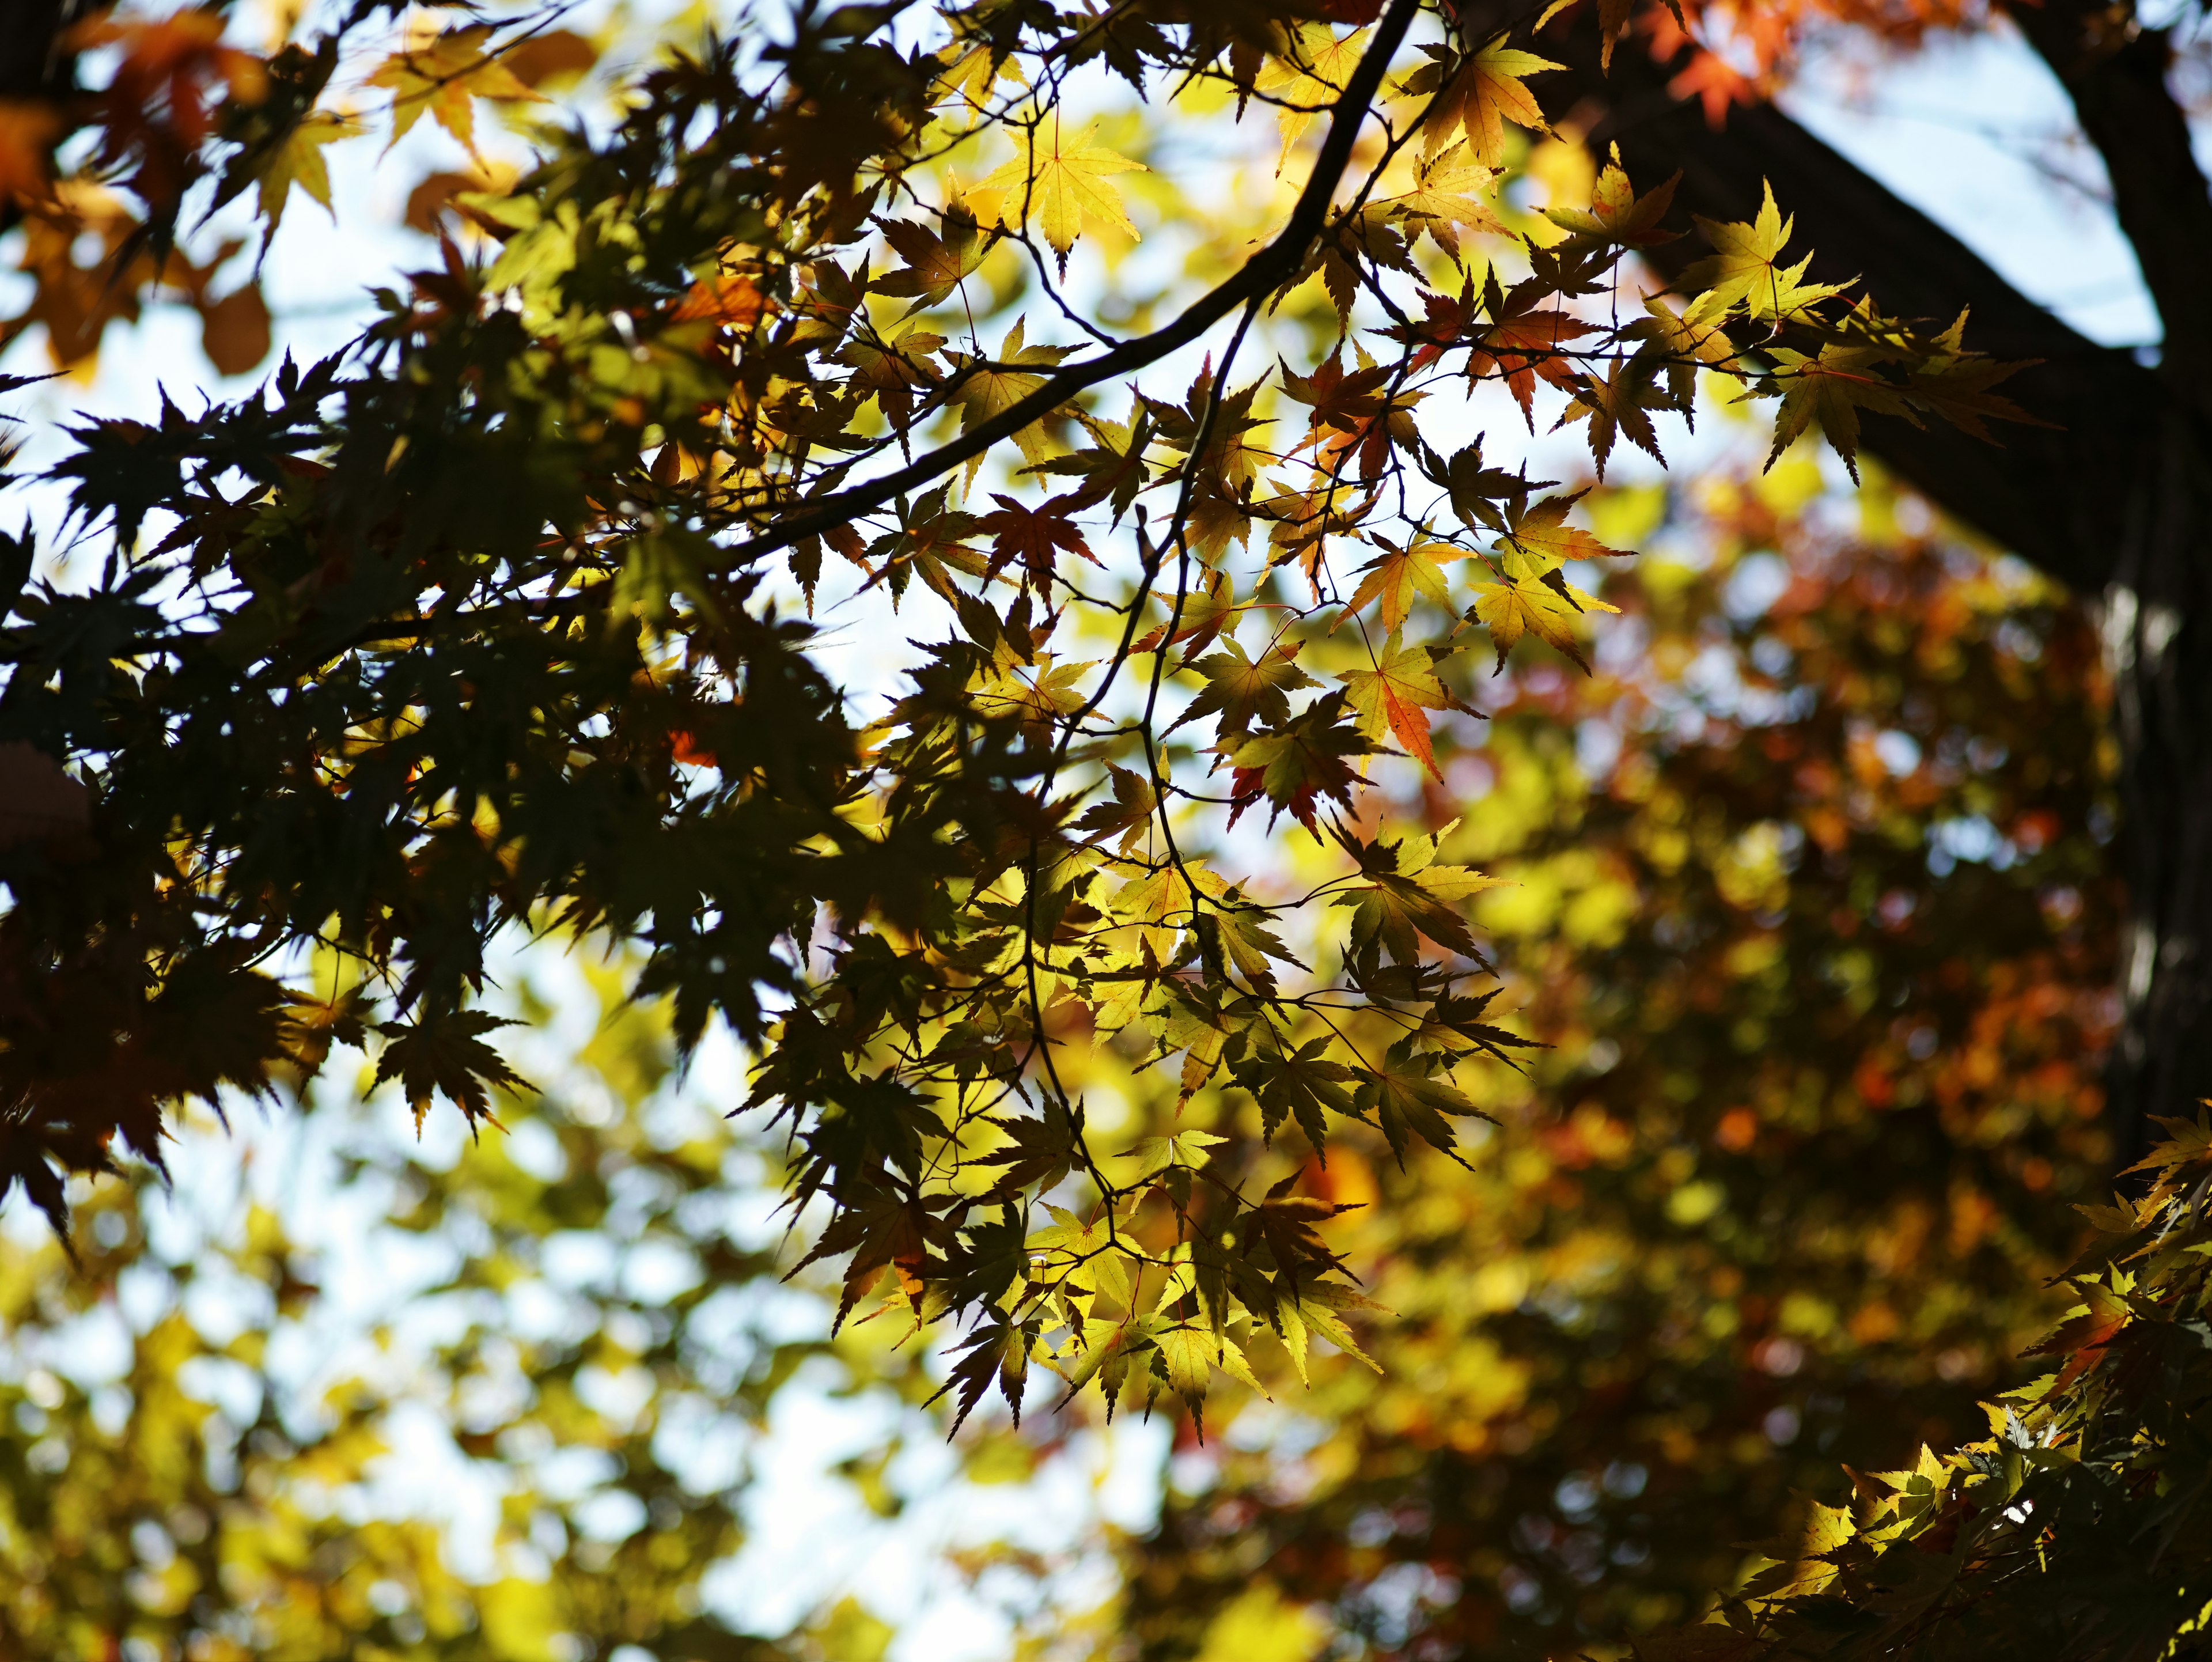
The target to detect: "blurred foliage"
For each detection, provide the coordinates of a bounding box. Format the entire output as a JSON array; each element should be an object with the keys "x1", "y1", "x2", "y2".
[
  {"x1": 1642, "y1": 1118, "x2": 2212, "y2": 1662},
  {"x1": 1105, "y1": 457, "x2": 2118, "y2": 1660},
  {"x1": 0, "y1": 961, "x2": 920, "y2": 1661}
]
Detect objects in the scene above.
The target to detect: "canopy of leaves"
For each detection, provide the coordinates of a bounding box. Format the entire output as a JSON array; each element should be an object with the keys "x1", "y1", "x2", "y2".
[
  {"x1": 1113, "y1": 464, "x2": 2118, "y2": 1658},
  {"x1": 0, "y1": 0, "x2": 2037, "y2": 1453}
]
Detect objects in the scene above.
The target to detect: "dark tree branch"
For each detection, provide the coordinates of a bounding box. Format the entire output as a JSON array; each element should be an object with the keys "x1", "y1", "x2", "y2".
[
  {"x1": 0, "y1": 0, "x2": 72, "y2": 99},
  {"x1": 2006, "y1": 0, "x2": 2212, "y2": 406},
  {"x1": 729, "y1": 0, "x2": 1426, "y2": 566},
  {"x1": 1512, "y1": 0, "x2": 2168, "y2": 595}
]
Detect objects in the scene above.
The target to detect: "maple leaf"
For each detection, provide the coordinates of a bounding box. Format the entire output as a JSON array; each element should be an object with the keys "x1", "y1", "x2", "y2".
[
  {"x1": 1172, "y1": 637, "x2": 1316, "y2": 739},
  {"x1": 1255, "y1": 23, "x2": 1372, "y2": 168},
  {"x1": 1358, "y1": 1053, "x2": 1493, "y2": 1165},
  {"x1": 1626, "y1": 293, "x2": 1738, "y2": 416},
  {"x1": 944, "y1": 317, "x2": 1074, "y2": 468},
  {"x1": 1376, "y1": 143, "x2": 1506, "y2": 262},
  {"x1": 675, "y1": 271, "x2": 770, "y2": 330},
  {"x1": 1400, "y1": 37, "x2": 1561, "y2": 167},
  {"x1": 1418, "y1": 438, "x2": 1542, "y2": 536},
  {"x1": 1337, "y1": 536, "x2": 1463, "y2": 635},
  {"x1": 1377, "y1": 284, "x2": 1476, "y2": 377},
  {"x1": 1496, "y1": 491, "x2": 1633, "y2": 580},
  {"x1": 1671, "y1": 46, "x2": 1759, "y2": 128},
  {"x1": 70, "y1": 10, "x2": 268, "y2": 152},
  {"x1": 1230, "y1": 1035, "x2": 1357, "y2": 1152},
  {"x1": 1257, "y1": 480, "x2": 1376, "y2": 596},
  {"x1": 972, "y1": 1102, "x2": 1081, "y2": 1200},
  {"x1": 1341, "y1": 633, "x2": 1476, "y2": 779},
  {"x1": 789, "y1": 1185, "x2": 949, "y2": 1330},
  {"x1": 0, "y1": 100, "x2": 60, "y2": 208},
  {"x1": 936, "y1": 1316, "x2": 1034, "y2": 1429},
  {"x1": 1471, "y1": 569, "x2": 1619, "y2": 672},
  {"x1": 1554, "y1": 358, "x2": 1672, "y2": 478},
  {"x1": 975, "y1": 115, "x2": 1146, "y2": 272},
  {"x1": 1133, "y1": 566, "x2": 1247, "y2": 660},
  {"x1": 1248, "y1": 1175, "x2": 1359, "y2": 1292},
  {"x1": 1225, "y1": 694, "x2": 1369, "y2": 834},
  {"x1": 374, "y1": 1010, "x2": 532, "y2": 1134},
  {"x1": 1467, "y1": 306, "x2": 1596, "y2": 428},
  {"x1": 863, "y1": 484, "x2": 987, "y2": 608},
  {"x1": 1072, "y1": 763, "x2": 1157, "y2": 850},
  {"x1": 1683, "y1": 181, "x2": 1849, "y2": 323},
  {"x1": 1761, "y1": 342, "x2": 1921, "y2": 482},
  {"x1": 1025, "y1": 405, "x2": 1153, "y2": 523},
  {"x1": 1545, "y1": 158, "x2": 1681, "y2": 249},
  {"x1": 369, "y1": 26, "x2": 543, "y2": 153},
  {"x1": 870, "y1": 202, "x2": 991, "y2": 315},
  {"x1": 1333, "y1": 821, "x2": 1510, "y2": 983},
  {"x1": 253, "y1": 111, "x2": 359, "y2": 233},
  {"x1": 1903, "y1": 311, "x2": 2047, "y2": 442},
  {"x1": 979, "y1": 492, "x2": 1097, "y2": 591},
  {"x1": 839, "y1": 325, "x2": 945, "y2": 434},
  {"x1": 1195, "y1": 901, "x2": 1303, "y2": 993},
  {"x1": 1279, "y1": 345, "x2": 1423, "y2": 479}
]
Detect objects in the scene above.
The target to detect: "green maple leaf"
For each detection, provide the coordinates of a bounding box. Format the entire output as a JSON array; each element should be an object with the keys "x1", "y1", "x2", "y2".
[
  {"x1": 1335, "y1": 821, "x2": 1508, "y2": 972},
  {"x1": 1172, "y1": 636, "x2": 1317, "y2": 739},
  {"x1": 1358, "y1": 1052, "x2": 1493, "y2": 1165},
  {"x1": 1232, "y1": 1035, "x2": 1357, "y2": 1152}
]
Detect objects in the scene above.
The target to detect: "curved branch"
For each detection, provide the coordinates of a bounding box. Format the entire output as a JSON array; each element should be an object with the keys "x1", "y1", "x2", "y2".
[
  {"x1": 732, "y1": 0, "x2": 1427, "y2": 566},
  {"x1": 2005, "y1": 0, "x2": 2212, "y2": 405},
  {"x1": 1517, "y1": 0, "x2": 2168, "y2": 594}
]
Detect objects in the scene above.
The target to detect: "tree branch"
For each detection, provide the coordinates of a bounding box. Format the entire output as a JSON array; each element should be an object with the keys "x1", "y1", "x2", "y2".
[
  {"x1": 729, "y1": 0, "x2": 1426, "y2": 566},
  {"x1": 2005, "y1": 0, "x2": 2212, "y2": 406},
  {"x1": 1521, "y1": 0, "x2": 2168, "y2": 595}
]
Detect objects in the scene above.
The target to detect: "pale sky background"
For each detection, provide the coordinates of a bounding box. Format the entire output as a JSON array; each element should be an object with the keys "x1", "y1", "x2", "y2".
[{"x1": 0, "y1": 5, "x2": 2180, "y2": 1654}]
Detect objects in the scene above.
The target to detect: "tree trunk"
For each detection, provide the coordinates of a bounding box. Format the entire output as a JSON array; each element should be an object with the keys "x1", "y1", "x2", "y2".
[
  {"x1": 1503, "y1": 0, "x2": 2212, "y2": 1156},
  {"x1": 2102, "y1": 410, "x2": 2212, "y2": 1156}
]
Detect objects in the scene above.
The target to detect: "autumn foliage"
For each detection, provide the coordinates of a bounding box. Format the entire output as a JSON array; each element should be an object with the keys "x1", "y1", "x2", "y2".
[{"x1": 0, "y1": 0, "x2": 2174, "y2": 1655}]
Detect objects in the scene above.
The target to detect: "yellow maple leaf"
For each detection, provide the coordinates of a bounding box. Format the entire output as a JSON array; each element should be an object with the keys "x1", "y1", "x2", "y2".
[
  {"x1": 1337, "y1": 538, "x2": 1465, "y2": 636},
  {"x1": 1342, "y1": 633, "x2": 1462, "y2": 779},
  {"x1": 1400, "y1": 37, "x2": 1560, "y2": 167},
  {"x1": 1496, "y1": 493, "x2": 1631, "y2": 580},
  {"x1": 1472, "y1": 572, "x2": 1618, "y2": 672},
  {"x1": 1255, "y1": 23, "x2": 1370, "y2": 169},
  {"x1": 944, "y1": 316, "x2": 1074, "y2": 471},
  {"x1": 369, "y1": 26, "x2": 543, "y2": 153},
  {"x1": 975, "y1": 115, "x2": 1144, "y2": 271},
  {"x1": 256, "y1": 111, "x2": 360, "y2": 230},
  {"x1": 1683, "y1": 180, "x2": 1849, "y2": 323}
]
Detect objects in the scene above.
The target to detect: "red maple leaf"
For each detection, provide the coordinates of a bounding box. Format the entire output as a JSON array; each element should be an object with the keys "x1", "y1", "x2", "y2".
[{"x1": 978, "y1": 493, "x2": 1099, "y2": 592}]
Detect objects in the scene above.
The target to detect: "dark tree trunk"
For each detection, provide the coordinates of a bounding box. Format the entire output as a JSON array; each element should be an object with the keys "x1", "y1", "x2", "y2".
[
  {"x1": 2100, "y1": 408, "x2": 2212, "y2": 1157},
  {"x1": 1491, "y1": 0, "x2": 2212, "y2": 1157}
]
